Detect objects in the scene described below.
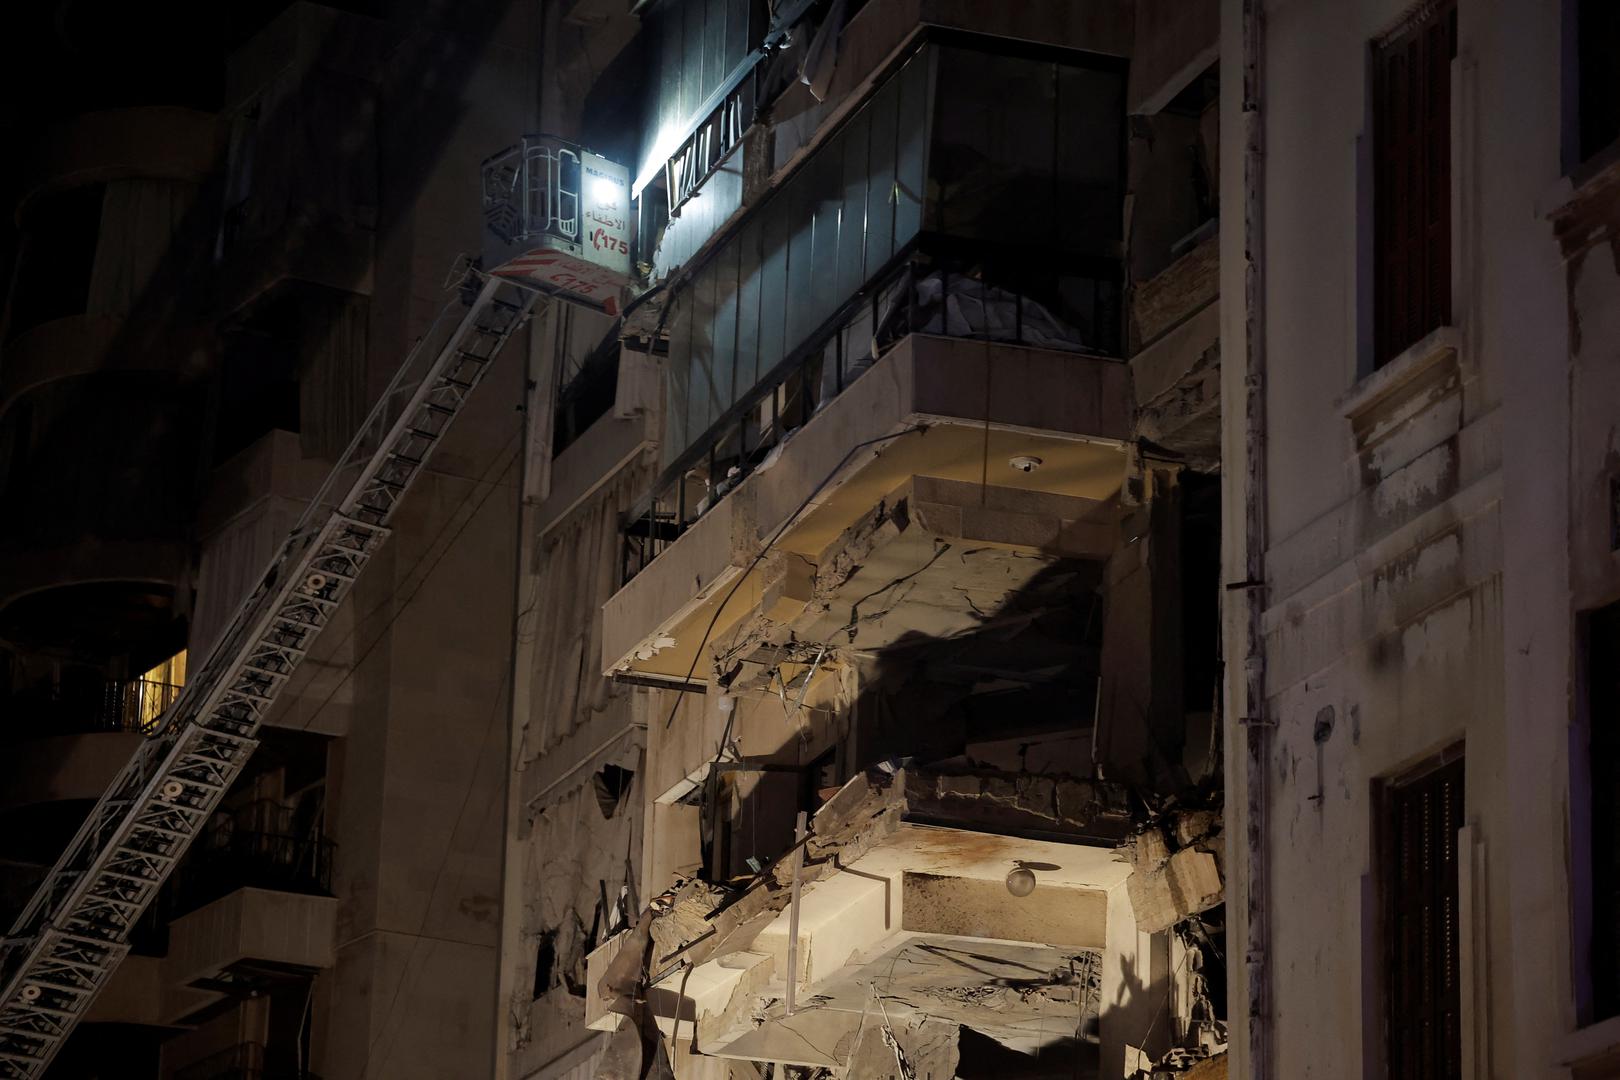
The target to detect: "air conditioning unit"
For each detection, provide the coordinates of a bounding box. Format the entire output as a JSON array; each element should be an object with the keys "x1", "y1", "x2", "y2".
[{"x1": 481, "y1": 135, "x2": 633, "y2": 315}]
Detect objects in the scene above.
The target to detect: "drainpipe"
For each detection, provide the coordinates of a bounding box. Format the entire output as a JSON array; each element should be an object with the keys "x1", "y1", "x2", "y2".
[{"x1": 1238, "y1": 0, "x2": 1273, "y2": 1077}]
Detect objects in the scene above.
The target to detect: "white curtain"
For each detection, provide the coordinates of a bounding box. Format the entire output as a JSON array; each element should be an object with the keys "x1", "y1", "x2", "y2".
[
  {"x1": 191, "y1": 496, "x2": 301, "y2": 665},
  {"x1": 87, "y1": 179, "x2": 197, "y2": 317},
  {"x1": 298, "y1": 289, "x2": 370, "y2": 460}
]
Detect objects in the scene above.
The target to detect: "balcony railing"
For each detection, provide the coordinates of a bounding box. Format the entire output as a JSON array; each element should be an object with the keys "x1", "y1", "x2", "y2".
[
  {"x1": 105, "y1": 677, "x2": 183, "y2": 733},
  {"x1": 172, "y1": 799, "x2": 335, "y2": 917},
  {"x1": 619, "y1": 238, "x2": 1121, "y2": 582},
  {"x1": 175, "y1": 1042, "x2": 320, "y2": 1080},
  {"x1": 1, "y1": 676, "x2": 183, "y2": 739}
]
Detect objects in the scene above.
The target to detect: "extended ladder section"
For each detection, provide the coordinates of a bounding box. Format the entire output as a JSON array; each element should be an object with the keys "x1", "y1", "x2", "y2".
[{"x1": 0, "y1": 272, "x2": 536, "y2": 1078}]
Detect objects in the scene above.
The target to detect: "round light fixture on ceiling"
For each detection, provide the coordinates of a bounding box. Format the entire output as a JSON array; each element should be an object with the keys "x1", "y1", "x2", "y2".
[
  {"x1": 1005, "y1": 866, "x2": 1037, "y2": 897},
  {"x1": 1008, "y1": 455, "x2": 1043, "y2": 474}
]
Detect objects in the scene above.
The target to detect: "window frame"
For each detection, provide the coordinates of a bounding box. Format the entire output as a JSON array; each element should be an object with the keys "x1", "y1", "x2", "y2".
[
  {"x1": 1370, "y1": 0, "x2": 1458, "y2": 370},
  {"x1": 1375, "y1": 745, "x2": 1466, "y2": 1080}
]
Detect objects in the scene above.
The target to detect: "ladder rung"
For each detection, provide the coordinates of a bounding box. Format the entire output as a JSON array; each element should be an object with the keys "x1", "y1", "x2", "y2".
[
  {"x1": 104, "y1": 847, "x2": 175, "y2": 870},
  {"x1": 96, "y1": 870, "x2": 160, "y2": 888},
  {"x1": 163, "y1": 773, "x2": 227, "y2": 794},
  {"x1": 388, "y1": 452, "x2": 424, "y2": 467},
  {"x1": 81, "y1": 890, "x2": 144, "y2": 908},
  {"x1": 189, "y1": 725, "x2": 255, "y2": 746},
  {"x1": 3, "y1": 1004, "x2": 75, "y2": 1022},
  {"x1": 46, "y1": 930, "x2": 126, "y2": 953}
]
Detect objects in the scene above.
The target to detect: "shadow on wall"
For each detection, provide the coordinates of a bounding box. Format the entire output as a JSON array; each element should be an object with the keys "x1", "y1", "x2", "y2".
[{"x1": 707, "y1": 483, "x2": 1223, "y2": 880}]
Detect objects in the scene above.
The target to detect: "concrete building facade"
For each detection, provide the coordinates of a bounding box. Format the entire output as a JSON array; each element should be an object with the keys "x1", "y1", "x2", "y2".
[
  {"x1": 1218, "y1": 0, "x2": 1620, "y2": 1077},
  {"x1": 11, "y1": 0, "x2": 1620, "y2": 1077},
  {"x1": 1, "y1": 2, "x2": 542, "y2": 1077},
  {"x1": 496, "y1": 2, "x2": 1231, "y2": 1078}
]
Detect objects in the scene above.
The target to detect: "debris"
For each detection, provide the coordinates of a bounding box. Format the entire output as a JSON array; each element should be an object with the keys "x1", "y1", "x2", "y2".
[
  {"x1": 1173, "y1": 809, "x2": 1219, "y2": 847},
  {"x1": 1132, "y1": 1048, "x2": 1228, "y2": 1079},
  {"x1": 1120, "y1": 808, "x2": 1225, "y2": 934}
]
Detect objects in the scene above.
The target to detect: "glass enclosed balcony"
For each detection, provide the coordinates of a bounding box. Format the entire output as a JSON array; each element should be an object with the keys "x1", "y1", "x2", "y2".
[{"x1": 624, "y1": 40, "x2": 1125, "y2": 579}]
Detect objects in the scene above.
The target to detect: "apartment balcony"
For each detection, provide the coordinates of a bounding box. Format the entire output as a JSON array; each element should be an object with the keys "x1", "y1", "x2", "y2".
[
  {"x1": 171, "y1": 801, "x2": 336, "y2": 921},
  {"x1": 635, "y1": 0, "x2": 1132, "y2": 282},
  {"x1": 607, "y1": 23, "x2": 1137, "y2": 681},
  {"x1": 77, "y1": 795, "x2": 337, "y2": 1029},
  {"x1": 0, "y1": 673, "x2": 180, "y2": 745},
  {"x1": 87, "y1": 886, "x2": 338, "y2": 1029},
  {"x1": 13, "y1": 107, "x2": 219, "y2": 218},
  {"x1": 603, "y1": 305, "x2": 1131, "y2": 690},
  {"x1": 211, "y1": 3, "x2": 388, "y2": 314},
  {"x1": 0, "y1": 108, "x2": 221, "y2": 652},
  {"x1": 0, "y1": 659, "x2": 186, "y2": 912}
]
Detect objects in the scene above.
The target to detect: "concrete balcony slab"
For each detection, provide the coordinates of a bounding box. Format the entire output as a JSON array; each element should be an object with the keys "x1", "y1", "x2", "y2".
[{"x1": 602, "y1": 334, "x2": 1130, "y2": 683}]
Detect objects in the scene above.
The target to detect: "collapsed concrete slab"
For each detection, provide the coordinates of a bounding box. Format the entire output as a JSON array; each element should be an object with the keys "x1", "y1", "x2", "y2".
[{"x1": 590, "y1": 762, "x2": 1161, "y2": 1076}]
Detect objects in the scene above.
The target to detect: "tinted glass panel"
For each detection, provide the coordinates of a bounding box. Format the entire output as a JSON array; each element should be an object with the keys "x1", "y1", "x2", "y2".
[
  {"x1": 655, "y1": 42, "x2": 1125, "y2": 467},
  {"x1": 836, "y1": 110, "x2": 870, "y2": 301}
]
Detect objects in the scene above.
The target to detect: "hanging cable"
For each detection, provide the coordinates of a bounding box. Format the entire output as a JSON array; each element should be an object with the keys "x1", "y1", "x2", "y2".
[{"x1": 661, "y1": 422, "x2": 929, "y2": 731}]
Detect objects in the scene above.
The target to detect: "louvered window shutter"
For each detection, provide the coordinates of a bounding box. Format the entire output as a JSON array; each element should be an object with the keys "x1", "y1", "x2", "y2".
[
  {"x1": 1374, "y1": 1, "x2": 1456, "y2": 368},
  {"x1": 1386, "y1": 755, "x2": 1464, "y2": 1079}
]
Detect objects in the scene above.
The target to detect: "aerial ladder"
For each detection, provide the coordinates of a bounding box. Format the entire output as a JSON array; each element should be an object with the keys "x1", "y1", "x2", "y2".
[{"x1": 0, "y1": 135, "x2": 633, "y2": 1078}]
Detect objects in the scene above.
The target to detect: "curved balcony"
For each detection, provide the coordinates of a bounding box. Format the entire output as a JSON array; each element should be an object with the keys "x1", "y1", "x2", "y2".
[
  {"x1": 0, "y1": 111, "x2": 220, "y2": 640},
  {"x1": 12, "y1": 107, "x2": 220, "y2": 217},
  {"x1": 0, "y1": 314, "x2": 215, "y2": 422},
  {"x1": 0, "y1": 369, "x2": 197, "y2": 646}
]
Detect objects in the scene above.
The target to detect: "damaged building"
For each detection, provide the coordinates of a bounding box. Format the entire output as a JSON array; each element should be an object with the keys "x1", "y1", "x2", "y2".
[
  {"x1": 497, "y1": 2, "x2": 1229, "y2": 1078},
  {"x1": 7, "y1": 0, "x2": 1618, "y2": 1078}
]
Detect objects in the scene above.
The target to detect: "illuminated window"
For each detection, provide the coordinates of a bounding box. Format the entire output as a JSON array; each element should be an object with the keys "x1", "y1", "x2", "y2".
[{"x1": 133, "y1": 649, "x2": 186, "y2": 733}]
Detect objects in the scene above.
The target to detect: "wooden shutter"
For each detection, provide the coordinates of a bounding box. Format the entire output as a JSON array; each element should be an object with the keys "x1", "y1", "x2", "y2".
[
  {"x1": 1373, "y1": 1, "x2": 1456, "y2": 367},
  {"x1": 1385, "y1": 755, "x2": 1465, "y2": 1080}
]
